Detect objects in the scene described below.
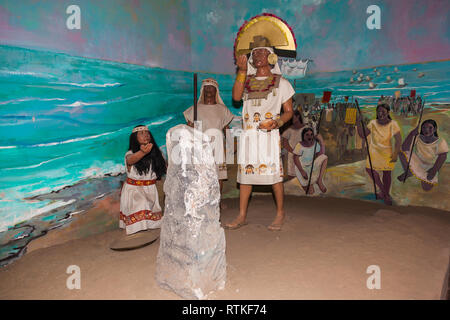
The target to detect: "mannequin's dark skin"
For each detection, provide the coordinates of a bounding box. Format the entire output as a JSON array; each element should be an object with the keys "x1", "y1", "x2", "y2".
[
  {"x1": 227, "y1": 48, "x2": 294, "y2": 230},
  {"x1": 187, "y1": 85, "x2": 217, "y2": 127},
  {"x1": 187, "y1": 84, "x2": 231, "y2": 207}
]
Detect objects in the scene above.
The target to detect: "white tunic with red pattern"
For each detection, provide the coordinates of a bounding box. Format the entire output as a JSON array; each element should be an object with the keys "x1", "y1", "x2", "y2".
[
  {"x1": 237, "y1": 76, "x2": 295, "y2": 185},
  {"x1": 119, "y1": 151, "x2": 162, "y2": 234}
]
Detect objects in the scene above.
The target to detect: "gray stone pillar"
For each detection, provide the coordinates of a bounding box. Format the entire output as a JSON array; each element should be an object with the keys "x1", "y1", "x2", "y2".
[{"x1": 156, "y1": 124, "x2": 226, "y2": 299}]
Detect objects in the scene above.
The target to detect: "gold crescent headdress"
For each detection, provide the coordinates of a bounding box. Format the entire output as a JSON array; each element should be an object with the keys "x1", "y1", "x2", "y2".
[{"x1": 234, "y1": 13, "x2": 297, "y2": 60}]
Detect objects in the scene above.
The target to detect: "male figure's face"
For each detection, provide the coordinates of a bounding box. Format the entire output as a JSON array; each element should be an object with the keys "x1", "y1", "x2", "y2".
[
  {"x1": 251, "y1": 48, "x2": 270, "y2": 68},
  {"x1": 203, "y1": 85, "x2": 217, "y2": 103}
]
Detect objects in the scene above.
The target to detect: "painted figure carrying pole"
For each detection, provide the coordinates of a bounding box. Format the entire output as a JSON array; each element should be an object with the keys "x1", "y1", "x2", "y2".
[
  {"x1": 403, "y1": 98, "x2": 425, "y2": 183},
  {"x1": 305, "y1": 107, "x2": 324, "y2": 194},
  {"x1": 355, "y1": 99, "x2": 377, "y2": 199}
]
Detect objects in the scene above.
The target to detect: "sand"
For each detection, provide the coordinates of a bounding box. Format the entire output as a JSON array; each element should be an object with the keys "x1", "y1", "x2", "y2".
[{"x1": 1, "y1": 194, "x2": 449, "y2": 300}]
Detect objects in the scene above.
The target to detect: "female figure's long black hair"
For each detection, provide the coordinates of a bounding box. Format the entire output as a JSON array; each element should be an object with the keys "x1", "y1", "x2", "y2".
[{"x1": 128, "y1": 125, "x2": 166, "y2": 179}]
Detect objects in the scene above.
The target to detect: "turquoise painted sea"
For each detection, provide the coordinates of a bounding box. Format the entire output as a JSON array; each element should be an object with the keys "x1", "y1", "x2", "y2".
[{"x1": 0, "y1": 44, "x2": 449, "y2": 265}]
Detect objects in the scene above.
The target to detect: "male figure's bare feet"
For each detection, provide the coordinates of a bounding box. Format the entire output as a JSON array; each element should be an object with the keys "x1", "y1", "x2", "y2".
[
  {"x1": 223, "y1": 215, "x2": 248, "y2": 230},
  {"x1": 317, "y1": 180, "x2": 327, "y2": 193},
  {"x1": 307, "y1": 185, "x2": 315, "y2": 195},
  {"x1": 268, "y1": 213, "x2": 285, "y2": 231}
]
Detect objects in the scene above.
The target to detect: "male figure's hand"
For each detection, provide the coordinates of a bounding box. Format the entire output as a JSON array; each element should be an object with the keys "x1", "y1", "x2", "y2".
[{"x1": 236, "y1": 55, "x2": 248, "y2": 72}]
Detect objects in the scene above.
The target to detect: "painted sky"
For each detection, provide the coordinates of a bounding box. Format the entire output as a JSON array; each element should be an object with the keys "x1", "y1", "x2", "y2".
[
  {"x1": 188, "y1": 0, "x2": 450, "y2": 73},
  {"x1": 0, "y1": 0, "x2": 449, "y2": 73},
  {"x1": 0, "y1": 0, "x2": 192, "y2": 70}
]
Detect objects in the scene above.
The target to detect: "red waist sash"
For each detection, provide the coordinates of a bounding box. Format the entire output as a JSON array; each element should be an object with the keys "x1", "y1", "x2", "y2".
[{"x1": 126, "y1": 177, "x2": 156, "y2": 186}]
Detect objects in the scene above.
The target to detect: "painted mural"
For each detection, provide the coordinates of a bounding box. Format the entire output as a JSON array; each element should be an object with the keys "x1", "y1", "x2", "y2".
[{"x1": 0, "y1": 0, "x2": 449, "y2": 266}]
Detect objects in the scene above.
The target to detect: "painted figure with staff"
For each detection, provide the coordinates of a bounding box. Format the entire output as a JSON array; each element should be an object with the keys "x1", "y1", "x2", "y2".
[
  {"x1": 398, "y1": 112, "x2": 448, "y2": 190},
  {"x1": 356, "y1": 102, "x2": 402, "y2": 205},
  {"x1": 292, "y1": 91, "x2": 329, "y2": 195}
]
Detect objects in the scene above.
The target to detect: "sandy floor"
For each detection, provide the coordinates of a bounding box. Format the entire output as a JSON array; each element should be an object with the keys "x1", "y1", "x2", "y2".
[{"x1": 0, "y1": 195, "x2": 449, "y2": 300}]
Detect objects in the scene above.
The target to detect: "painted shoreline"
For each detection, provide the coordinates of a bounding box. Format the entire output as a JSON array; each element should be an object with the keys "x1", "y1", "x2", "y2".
[
  {"x1": 2, "y1": 156, "x2": 449, "y2": 267},
  {"x1": 0, "y1": 173, "x2": 125, "y2": 266},
  {"x1": 1, "y1": 105, "x2": 450, "y2": 266}
]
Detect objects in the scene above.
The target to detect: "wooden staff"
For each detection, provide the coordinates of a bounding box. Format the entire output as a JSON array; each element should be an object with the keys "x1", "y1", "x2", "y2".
[
  {"x1": 193, "y1": 73, "x2": 198, "y2": 122},
  {"x1": 355, "y1": 99, "x2": 377, "y2": 199},
  {"x1": 403, "y1": 97, "x2": 425, "y2": 183},
  {"x1": 306, "y1": 106, "x2": 324, "y2": 194}
]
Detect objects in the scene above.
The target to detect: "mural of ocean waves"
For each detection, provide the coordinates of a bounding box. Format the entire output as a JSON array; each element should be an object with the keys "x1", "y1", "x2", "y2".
[{"x1": 0, "y1": 45, "x2": 235, "y2": 238}]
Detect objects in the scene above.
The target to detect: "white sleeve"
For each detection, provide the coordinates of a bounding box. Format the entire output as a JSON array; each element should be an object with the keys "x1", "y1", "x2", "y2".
[
  {"x1": 183, "y1": 106, "x2": 193, "y2": 123},
  {"x1": 124, "y1": 150, "x2": 133, "y2": 166}
]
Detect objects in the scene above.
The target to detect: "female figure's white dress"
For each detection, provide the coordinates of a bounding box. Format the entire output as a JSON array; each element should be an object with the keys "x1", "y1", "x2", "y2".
[
  {"x1": 119, "y1": 151, "x2": 162, "y2": 234},
  {"x1": 293, "y1": 142, "x2": 327, "y2": 188},
  {"x1": 402, "y1": 137, "x2": 448, "y2": 185}
]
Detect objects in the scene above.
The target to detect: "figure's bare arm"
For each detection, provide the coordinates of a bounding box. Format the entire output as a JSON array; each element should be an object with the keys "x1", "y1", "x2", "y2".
[
  {"x1": 281, "y1": 137, "x2": 293, "y2": 153},
  {"x1": 267, "y1": 98, "x2": 294, "y2": 130},
  {"x1": 356, "y1": 120, "x2": 370, "y2": 138},
  {"x1": 232, "y1": 55, "x2": 247, "y2": 101},
  {"x1": 316, "y1": 134, "x2": 325, "y2": 156},
  {"x1": 280, "y1": 98, "x2": 294, "y2": 126},
  {"x1": 391, "y1": 132, "x2": 402, "y2": 162},
  {"x1": 126, "y1": 144, "x2": 152, "y2": 166},
  {"x1": 293, "y1": 154, "x2": 302, "y2": 171},
  {"x1": 401, "y1": 126, "x2": 419, "y2": 151},
  {"x1": 294, "y1": 154, "x2": 308, "y2": 179},
  {"x1": 356, "y1": 113, "x2": 370, "y2": 138},
  {"x1": 428, "y1": 152, "x2": 447, "y2": 180}
]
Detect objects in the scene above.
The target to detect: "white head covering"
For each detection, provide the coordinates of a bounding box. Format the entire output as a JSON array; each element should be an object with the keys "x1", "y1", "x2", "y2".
[
  {"x1": 197, "y1": 78, "x2": 226, "y2": 105},
  {"x1": 247, "y1": 47, "x2": 282, "y2": 76}
]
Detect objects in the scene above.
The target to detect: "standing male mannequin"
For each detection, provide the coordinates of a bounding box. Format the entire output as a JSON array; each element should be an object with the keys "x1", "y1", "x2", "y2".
[
  {"x1": 183, "y1": 78, "x2": 234, "y2": 207},
  {"x1": 225, "y1": 37, "x2": 294, "y2": 231}
]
